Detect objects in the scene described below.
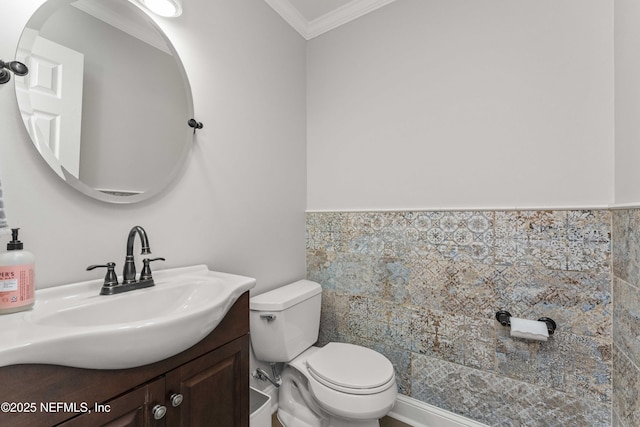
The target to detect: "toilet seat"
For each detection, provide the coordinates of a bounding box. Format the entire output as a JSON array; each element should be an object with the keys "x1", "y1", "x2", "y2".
[
  {"x1": 285, "y1": 344, "x2": 398, "y2": 421},
  {"x1": 305, "y1": 343, "x2": 395, "y2": 395}
]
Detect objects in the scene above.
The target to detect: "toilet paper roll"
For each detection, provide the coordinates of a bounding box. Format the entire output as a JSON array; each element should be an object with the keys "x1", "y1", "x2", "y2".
[{"x1": 509, "y1": 317, "x2": 549, "y2": 341}]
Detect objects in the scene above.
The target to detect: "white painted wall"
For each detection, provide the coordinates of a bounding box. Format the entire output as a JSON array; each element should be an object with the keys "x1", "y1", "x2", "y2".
[
  {"x1": 615, "y1": 0, "x2": 640, "y2": 206},
  {"x1": 307, "y1": 0, "x2": 614, "y2": 211},
  {"x1": 0, "y1": 0, "x2": 307, "y2": 294}
]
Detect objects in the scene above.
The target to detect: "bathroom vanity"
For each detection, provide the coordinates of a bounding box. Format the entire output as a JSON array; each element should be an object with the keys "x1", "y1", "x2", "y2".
[{"x1": 0, "y1": 292, "x2": 249, "y2": 427}]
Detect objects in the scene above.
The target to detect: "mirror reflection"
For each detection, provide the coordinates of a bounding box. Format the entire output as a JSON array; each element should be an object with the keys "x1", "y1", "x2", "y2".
[{"x1": 15, "y1": 0, "x2": 193, "y2": 203}]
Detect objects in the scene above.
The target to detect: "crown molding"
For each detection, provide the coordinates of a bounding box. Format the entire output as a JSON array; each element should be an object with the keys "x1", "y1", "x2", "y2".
[
  {"x1": 265, "y1": 0, "x2": 398, "y2": 40},
  {"x1": 264, "y1": 0, "x2": 308, "y2": 37},
  {"x1": 307, "y1": 0, "x2": 398, "y2": 39}
]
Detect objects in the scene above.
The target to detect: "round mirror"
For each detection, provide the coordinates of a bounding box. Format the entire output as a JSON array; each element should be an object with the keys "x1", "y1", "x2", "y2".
[{"x1": 14, "y1": 0, "x2": 194, "y2": 203}]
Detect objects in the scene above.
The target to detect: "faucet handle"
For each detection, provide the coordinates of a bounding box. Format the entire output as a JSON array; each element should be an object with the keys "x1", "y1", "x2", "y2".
[
  {"x1": 87, "y1": 262, "x2": 118, "y2": 287},
  {"x1": 140, "y1": 257, "x2": 166, "y2": 281}
]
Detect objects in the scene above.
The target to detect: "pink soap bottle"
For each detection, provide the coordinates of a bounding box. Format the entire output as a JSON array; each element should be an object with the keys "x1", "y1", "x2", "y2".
[{"x1": 0, "y1": 228, "x2": 35, "y2": 314}]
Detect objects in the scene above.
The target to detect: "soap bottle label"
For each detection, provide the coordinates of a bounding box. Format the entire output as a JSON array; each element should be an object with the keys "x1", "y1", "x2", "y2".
[
  {"x1": 0, "y1": 272, "x2": 18, "y2": 291},
  {"x1": 0, "y1": 264, "x2": 35, "y2": 309}
]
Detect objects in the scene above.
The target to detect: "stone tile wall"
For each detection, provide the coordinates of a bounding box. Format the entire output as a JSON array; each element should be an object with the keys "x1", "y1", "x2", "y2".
[
  {"x1": 306, "y1": 210, "x2": 612, "y2": 427},
  {"x1": 612, "y1": 209, "x2": 640, "y2": 427}
]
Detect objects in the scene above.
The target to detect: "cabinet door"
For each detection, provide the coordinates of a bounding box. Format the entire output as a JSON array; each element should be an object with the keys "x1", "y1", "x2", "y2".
[
  {"x1": 57, "y1": 377, "x2": 166, "y2": 427},
  {"x1": 166, "y1": 336, "x2": 249, "y2": 427}
]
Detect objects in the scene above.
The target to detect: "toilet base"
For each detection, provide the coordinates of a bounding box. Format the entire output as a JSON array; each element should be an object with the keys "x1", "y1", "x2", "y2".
[
  {"x1": 277, "y1": 365, "x2": 381, "y2": 427},
  {"x1": 277, "y1": 407, "x2": 324, "y2": 427}
]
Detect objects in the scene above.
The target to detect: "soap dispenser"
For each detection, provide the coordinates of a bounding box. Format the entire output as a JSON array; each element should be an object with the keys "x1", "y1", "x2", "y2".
[{"x1": 0, "y1": 228, "x2": 35, "y2": 314}]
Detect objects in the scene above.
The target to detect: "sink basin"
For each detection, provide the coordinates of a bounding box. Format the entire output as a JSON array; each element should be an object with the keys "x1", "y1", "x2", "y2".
[{"x1": 0, "y1": 265, "x2": 255, "y2": 369}]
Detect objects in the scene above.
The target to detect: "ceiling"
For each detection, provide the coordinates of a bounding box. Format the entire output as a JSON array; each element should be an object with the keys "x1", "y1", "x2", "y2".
[{"x1": 264, "y1": 0, "x2": 398, "y2": 40}]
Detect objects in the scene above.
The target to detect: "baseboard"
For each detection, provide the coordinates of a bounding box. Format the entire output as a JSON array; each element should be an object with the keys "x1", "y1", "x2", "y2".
[
  {"x1": 387, "y1": 394, "x2": 489, "y2": 427},
  {"x1": 259, "y1": 384, "x2": 487, "y2": 427}
]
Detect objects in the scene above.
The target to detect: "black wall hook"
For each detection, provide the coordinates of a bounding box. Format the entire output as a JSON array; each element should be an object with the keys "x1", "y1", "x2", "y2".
[{"x1": 188, "y1": 118, "x2": 203, "y2": 134}]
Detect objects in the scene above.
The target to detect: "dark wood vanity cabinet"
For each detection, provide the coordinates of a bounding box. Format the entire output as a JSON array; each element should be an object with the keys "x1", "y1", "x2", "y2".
[
  {"x1": 58, "y1": 377, "x2": 167, "y2": 427},
  {"x1": 0, "y1": 292, "x2": 250, "y2": 427},
  {"x1": 165, "y1": 337, "x2": 246, "y2": 426}
]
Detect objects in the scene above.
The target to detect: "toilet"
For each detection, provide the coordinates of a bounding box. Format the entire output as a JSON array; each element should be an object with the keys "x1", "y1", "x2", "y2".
[{"x1": 250, "y1": 280, "x2": 397, "y2": 427}]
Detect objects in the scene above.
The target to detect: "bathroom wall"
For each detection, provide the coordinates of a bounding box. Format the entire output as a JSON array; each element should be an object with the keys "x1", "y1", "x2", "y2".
[
  {"x1": 307, "y1": 209, "x2": 612, "y2": 426},
  {"x1": 614, "y1": 0, "x2": 640, "y2": 205},
  {"x1": 613, "y1": 1, "x2": 640, "y2": 426},
  {"x1": 0, "y1": 0, "x2": 307, "y2": 294},
  {"x1": 305, "y1": 0, "x2": 618, "y2": 425},
  {"x1": 612, "y1": 209, "x2": 640, "y2": 427},
  {"x1": 307, "y1": 0, "x2": 614, "y2": 211}
]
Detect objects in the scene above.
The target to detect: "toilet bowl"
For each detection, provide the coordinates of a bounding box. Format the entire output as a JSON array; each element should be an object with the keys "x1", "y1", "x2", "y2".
[
  {"x1": 275, "y1": 344, "x2": 397, "y2": 427},
  {"x1": 250, "y1": 280, "x2": 397, "y2": 427}
]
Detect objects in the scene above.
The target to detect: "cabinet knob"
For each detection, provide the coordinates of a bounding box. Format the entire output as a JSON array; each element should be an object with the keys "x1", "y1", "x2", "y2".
[
  {"x1": 152, "y1": 404, "x2": 167, "y2": 420},
  {"x1": 170, "y1": 393, "x2": 184, "y2": 407}
]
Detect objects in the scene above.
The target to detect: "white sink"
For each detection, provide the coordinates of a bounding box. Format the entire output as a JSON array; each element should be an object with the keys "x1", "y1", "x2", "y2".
[{"x1": 0, "y1": 265, "x2": 255, "y2": 369}]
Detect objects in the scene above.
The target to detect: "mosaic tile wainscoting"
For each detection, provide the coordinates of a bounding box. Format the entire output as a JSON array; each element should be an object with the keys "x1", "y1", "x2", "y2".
[
  {"x1": 306, "y1": 210, "x2": 612, "y2": 427},
  {"x1": 612, "y1": 209, "x2": 640, "y2": 427}
]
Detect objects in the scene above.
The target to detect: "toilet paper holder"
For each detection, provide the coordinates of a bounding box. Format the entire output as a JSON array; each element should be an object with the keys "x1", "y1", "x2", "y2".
[{"x1": 495, "y1": 310, "x2": 557, "y2": 335}]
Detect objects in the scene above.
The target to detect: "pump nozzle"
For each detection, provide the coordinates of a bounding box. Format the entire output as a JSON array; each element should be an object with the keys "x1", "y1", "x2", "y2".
[{"x1": 8, "y1": 228, "x2": 23, "y2": 250}]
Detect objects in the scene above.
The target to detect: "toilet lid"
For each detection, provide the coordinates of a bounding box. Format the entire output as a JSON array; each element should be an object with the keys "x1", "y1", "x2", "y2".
[{"x1": 305, "y1": 343, "x2": 394, "y2": 390}]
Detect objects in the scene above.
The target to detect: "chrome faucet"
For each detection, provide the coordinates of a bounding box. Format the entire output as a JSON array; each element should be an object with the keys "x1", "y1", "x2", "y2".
[
  {"x1": 86, "y1": 225, "x2": 165, "y2": 295},
  {"x1": 123, "y1": 226, "x2": 152, "y2": 284}
]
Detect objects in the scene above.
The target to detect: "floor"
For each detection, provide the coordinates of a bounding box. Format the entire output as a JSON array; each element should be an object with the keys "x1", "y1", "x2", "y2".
[{"x1": 272, "y1": 413, "x2": 411, "y2": 426}]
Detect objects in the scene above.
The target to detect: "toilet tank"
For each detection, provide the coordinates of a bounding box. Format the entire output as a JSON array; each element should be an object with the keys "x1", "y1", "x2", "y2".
[{"x1": 250, "y1": 280, "x2": 322, "y2": 363}]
